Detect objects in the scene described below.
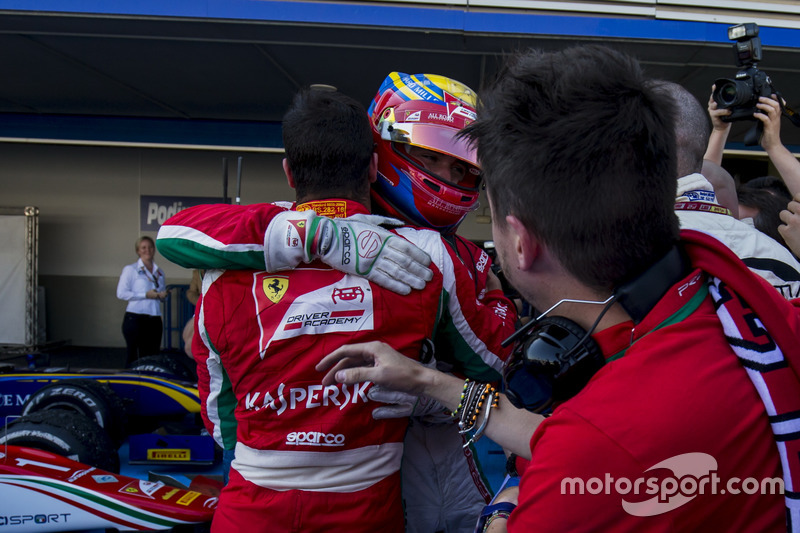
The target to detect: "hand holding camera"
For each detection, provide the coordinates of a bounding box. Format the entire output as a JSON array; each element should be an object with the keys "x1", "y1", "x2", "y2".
[
  {"x1": 755, "y1": 95, "x2": 785, "y2": 150},
  {"x1": 707, "y1": 89, "x2": 732, "y2": 131},
  {"x1": 711, "y1": 22, "x2": 799, "y2": 146},
  {"x1": 711, "y1": 23, "x2": 773, "y2": 124}
]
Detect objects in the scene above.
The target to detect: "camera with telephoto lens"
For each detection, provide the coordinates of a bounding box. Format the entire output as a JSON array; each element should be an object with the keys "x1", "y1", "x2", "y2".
[{"x1": 712, "y1": 23, "x2": 776, "y2": 122}]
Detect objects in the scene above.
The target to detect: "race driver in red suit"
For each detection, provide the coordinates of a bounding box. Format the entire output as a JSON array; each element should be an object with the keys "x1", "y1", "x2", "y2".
[
  {"x1": 158, "y1": 74, "x2": 517, "y2": 532},
  {"x1": 177, "y1": 87, "x2": 514, "y2": 532}
]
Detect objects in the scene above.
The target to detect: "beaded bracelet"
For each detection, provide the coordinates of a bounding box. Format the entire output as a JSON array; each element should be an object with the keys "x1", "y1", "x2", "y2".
[
  {"x1": 454, "y1": 381, "x2": 499, "y2": 447},
  {"x1": 482, "y1": 510, "x2": 512, "y2": 532},
  {"x1": 458, "y1": 383, "x2": 484, "y2": 432},
  {"x1": 458, "y1": 382, "x2": 489, "y2": 433},
  {"x1": 463, "y1": 386, "x2": 499, "y2": 447},
  {"x1": 469, "y1": 387, "x2": 499, "y2": 444},
  {"x1": 451, "y1": 379, "x2": 472, "y2": 419}
]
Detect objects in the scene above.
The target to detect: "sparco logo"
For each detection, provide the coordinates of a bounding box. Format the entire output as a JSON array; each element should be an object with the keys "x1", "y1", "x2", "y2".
[
  {"x1": 341, "y1": 226, "x2": 352, "y2": 265},
  {"x1": 475, "y1": 251, "x2": 489, "y2": 273},
  {"x1": 286, "y1": 431, "x2": 345, "y2": 447},
  {"x1": 357, "y1": 230, "x2": 382, "y2": 259}
]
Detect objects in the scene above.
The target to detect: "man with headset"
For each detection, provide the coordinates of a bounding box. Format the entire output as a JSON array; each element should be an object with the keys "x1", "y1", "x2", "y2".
[{"x1": 318, "y1": 45, "x2": 800, "y2": 532}]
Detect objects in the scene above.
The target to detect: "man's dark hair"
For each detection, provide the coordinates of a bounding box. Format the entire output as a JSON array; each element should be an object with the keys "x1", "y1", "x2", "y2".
[
  {"x1": 737, "y1": 186, "x2": 792, "y2": 250},
  {"x1": 282, "y1": 87, "x2": 373, "y2": 204},
  {"x1": 464, "y1": 45, "x2": 679, "y2": 291},
  {"x1": 651, "y1": 81, "x2": 711, "y2": 176},
  {"x1": 742, "y1": 175, "x2": 792, "y2": 202}
]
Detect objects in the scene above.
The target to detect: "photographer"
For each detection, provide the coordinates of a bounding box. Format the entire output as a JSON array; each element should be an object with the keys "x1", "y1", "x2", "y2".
[
  {"x1": 704, "y1": 22, "x2": 800, "y2": 209},
  {"x1": 705, "y1": 91, "x2": 800, "y2": 197},
  {"x1": 656, "y1": 79, "x2": 800, "y2": 298}
]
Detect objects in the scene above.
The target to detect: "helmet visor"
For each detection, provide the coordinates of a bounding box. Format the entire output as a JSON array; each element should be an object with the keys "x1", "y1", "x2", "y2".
[{"x1": 381, "y1": 121, "x2": 478, "y2": 168}]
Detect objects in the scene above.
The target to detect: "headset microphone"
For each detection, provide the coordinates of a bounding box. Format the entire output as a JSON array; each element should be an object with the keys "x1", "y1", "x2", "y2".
[{"x1": 502, "y1": 244, "x2": 688, "y2": 413}]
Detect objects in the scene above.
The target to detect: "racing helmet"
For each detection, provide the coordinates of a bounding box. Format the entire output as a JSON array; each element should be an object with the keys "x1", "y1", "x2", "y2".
[{"x1": 367, "y1": 73, "x2": 481, "y2": 234}]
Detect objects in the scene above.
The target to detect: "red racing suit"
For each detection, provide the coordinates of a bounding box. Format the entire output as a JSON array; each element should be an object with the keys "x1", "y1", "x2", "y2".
[
  {"x1": 159, "y1": 199, "x2": 516, "y2": 532},
  {"x1": 174, "y1": 199, "x2": 515, "y2": 532}
]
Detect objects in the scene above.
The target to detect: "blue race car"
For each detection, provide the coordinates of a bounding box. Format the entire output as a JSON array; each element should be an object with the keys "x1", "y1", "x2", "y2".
[{"x1": 0, "y1": 355, "x2": 217, "y2": 474}]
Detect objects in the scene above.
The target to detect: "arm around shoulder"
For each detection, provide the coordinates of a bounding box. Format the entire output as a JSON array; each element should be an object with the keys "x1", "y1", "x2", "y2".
[{"x1": 157, "y1": 203, "x2": 286, "y2": 270}]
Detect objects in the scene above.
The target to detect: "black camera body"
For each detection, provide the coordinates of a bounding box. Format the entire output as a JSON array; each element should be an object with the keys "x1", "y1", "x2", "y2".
[
  {"x1": 714, "y1": 67, "x2": 774, "y2": 122},
  {"x1": 712, "y1": 23, "x2": 775, "y2": 122}
]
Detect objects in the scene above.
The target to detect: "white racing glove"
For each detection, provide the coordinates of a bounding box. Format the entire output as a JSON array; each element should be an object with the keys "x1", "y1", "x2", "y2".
[
  {"x1": 264, "y1": 211, "x2": 433, "y2": 295},
  {"x1": 368, "y1": 385, "x2": 453, "y2": 423}
]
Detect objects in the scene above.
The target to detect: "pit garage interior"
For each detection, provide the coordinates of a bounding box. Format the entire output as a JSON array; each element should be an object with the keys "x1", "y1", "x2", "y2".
[{"x1": 1, "y1": 0, "x2": 800, "y2": 361}]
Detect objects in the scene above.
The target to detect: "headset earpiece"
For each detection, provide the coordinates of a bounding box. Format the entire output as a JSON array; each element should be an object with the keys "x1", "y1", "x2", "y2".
[
  {"x1": 523, "y1": 317, "x2": 605, "y2": 400},
  {"x1": 503, "y1": 244, "x2": 689, "y2": 413},
  {"x1": 504, "y1": 316, "x2": 603, "y2": 412}
]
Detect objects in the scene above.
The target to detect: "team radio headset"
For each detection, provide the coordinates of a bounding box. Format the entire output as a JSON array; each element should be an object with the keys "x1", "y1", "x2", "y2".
[{"x1": 501, "y1": 243, "x2": 689, "y2": 414}]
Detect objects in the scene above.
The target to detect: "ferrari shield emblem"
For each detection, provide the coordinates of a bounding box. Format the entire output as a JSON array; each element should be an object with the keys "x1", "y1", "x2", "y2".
[{"x1": 263, "y1": 276, "x2": 289, "y2": 304}]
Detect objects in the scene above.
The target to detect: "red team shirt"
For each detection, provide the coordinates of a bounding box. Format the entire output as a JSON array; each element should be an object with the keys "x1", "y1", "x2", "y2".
[{"x1": 510, "y1": 231, "x2": 798, "y2": 532}]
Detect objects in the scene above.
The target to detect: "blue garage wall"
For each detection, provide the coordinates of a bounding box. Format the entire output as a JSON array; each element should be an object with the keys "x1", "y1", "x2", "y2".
[
  {"x1": 0, "y1": 114, "x2": 283, "y2": 150},
  {"x1": 1, "y1": 0, "x2": 799, "y2": 49}
]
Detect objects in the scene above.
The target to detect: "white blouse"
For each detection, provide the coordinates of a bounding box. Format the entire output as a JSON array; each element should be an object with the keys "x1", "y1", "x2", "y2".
[{"x1": 116, "y1": 258, "x2": 166, "y2": 316}]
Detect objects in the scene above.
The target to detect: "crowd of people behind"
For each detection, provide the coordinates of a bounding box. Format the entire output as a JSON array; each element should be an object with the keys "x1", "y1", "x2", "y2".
[
  {"x1": 706, "y1": 86, "x2": 800, "y2": 265},
  {"x1": 152, "y1": 44, "x2": 800, "y2": 533}
]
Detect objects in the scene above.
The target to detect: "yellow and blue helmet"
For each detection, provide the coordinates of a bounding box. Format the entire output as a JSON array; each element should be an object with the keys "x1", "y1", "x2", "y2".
[{"x1": 368, "y1": 73, "x2": 481, "y2": 234}]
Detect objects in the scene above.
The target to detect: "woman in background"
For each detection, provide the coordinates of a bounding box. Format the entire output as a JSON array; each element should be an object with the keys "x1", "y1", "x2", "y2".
[{"x1": 116, "y1": 236, "x2": 167, "y2": 365}]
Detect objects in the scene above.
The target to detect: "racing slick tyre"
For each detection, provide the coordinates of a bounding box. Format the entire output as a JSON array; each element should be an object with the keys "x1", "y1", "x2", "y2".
[
  {"x1": 21, "y1": 378, "x2": 128, "y2": 446},
  {"x1": 129, "y1": 353, "x2": 197, "y2": 382},
  {"x1": 0, "y1": 410, "x2": 120, "y2": 472}
]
